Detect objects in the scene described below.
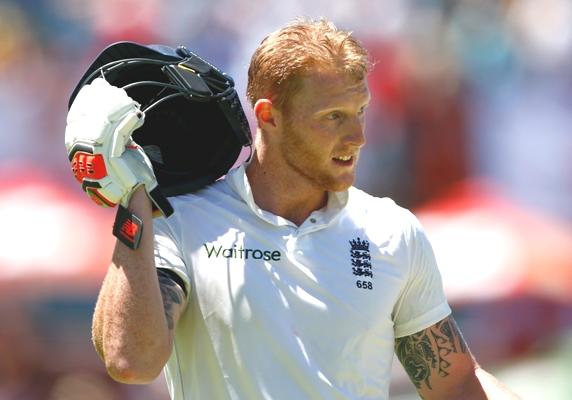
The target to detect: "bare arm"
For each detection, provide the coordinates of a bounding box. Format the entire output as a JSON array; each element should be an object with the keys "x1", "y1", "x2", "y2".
[
  {"x1": 475, "y1": 368, "x2": 521, "y2": 399},
  {"x1": 92, "y1": 187, "x2": 187, "y2": 384},
  {"x1": 395, "y1": 316, "x2": 520, "y2": 399}
]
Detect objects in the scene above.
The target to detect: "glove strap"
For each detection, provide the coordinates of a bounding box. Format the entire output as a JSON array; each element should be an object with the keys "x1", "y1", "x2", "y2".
[{"x1": 113, "y1": 205, "x2": 143, "y2": 249}]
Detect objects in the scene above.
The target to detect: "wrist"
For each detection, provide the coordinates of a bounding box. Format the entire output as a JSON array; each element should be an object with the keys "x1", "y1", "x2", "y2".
[
  {"x1": 127, "y1": 186, "x2": 153, "y2": 215},
  {"x1": 114, "y1": 187, "x2": 152, "y2": 250},
  {"x1": 113, "y1": 205, "x2": 144, "y2": 250}
]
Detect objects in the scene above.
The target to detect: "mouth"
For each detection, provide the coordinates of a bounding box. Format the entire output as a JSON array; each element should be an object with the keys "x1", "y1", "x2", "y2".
[{"x1": 332, "y1": 155, "x2": 355, "y2": 167}]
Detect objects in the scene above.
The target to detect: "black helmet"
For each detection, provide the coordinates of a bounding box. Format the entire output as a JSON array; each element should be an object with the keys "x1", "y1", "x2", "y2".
[{"x1": 68, "y1": 41, "x2": 252, "y2": 197}]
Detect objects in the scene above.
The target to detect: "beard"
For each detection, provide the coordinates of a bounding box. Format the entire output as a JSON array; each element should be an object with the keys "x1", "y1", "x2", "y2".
[{"x1": 279, "y1": 120, "x2": 356, "y2": 192}]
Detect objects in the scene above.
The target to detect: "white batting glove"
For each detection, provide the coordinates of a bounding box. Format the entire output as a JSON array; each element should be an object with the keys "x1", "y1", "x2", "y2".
[{"x1": 65, "y1": 77, "x2": 173, "y2": 217}]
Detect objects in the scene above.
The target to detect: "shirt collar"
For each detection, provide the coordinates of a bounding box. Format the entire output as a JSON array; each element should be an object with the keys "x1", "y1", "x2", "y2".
[{"x1": 225, "y1": 164, "x2": 349, "y2": 228}]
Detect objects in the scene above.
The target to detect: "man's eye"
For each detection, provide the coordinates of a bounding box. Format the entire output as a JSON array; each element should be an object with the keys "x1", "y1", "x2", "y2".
[{"x1": 327, "y1": 112, "x2": 342, "y2": 120}]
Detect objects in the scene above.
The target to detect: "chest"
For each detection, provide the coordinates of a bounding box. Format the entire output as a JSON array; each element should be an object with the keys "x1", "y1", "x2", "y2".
[{"x1": 183, "y1": 214, "x2": 410, "y2": 340}]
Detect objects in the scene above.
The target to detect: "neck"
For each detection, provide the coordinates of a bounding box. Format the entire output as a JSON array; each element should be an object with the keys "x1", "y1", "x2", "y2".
[{"x1": 245, "y1": 151, "x2": 328, "y2": 226}]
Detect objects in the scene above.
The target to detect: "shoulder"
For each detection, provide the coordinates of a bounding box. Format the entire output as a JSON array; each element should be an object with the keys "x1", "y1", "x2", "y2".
[
  {"x1": 344, "y1": 187, "x2": 434, "y2": 267},
  {"x1": 161, "y1": 177, "x2": 245, "y2": 221},
  {"x1": 169, "y1": 178, "x2": 236, "y2": 207},
  {"x1": 153, "y1": 178, "x2": 239, "y2": 233},
  {"x1": 347, "y1": 187, "x2": 421, "y2": 236},
  {"x1": 348, "y1": 186, "x2": 408, "y2": 215}
]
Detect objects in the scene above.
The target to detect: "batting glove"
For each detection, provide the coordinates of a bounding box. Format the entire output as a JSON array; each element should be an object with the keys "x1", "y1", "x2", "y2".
[{"x1": 65, "y1": 77, "x2": 173, "y2": 218}]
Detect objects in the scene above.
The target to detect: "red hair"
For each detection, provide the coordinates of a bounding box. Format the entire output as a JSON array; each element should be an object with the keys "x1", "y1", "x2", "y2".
[{"x1": 247, "y1": 18, "x2": 372, "y2": 110}]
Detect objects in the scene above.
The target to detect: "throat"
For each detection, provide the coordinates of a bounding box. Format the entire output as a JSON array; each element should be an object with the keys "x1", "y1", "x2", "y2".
[
  {"x1": 261, "y1": 188, "x2": 327, "y2": 226},
  {"x1": 246, "y1": 161, "x2": 327, "y2": 226},
  {"x1": 281, "y1": 195, "x2": 327, "y2": 226}
]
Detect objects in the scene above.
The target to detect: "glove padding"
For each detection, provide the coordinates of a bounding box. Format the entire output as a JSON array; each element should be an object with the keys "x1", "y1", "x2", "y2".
[{"x1": 65, "y1": 78, "x2": 173, "y2": 217}]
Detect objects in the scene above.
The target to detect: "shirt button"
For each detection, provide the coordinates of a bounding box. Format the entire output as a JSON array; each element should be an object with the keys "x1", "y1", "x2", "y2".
[{"x1": 310, "y1": 218, "x2": 317, "y2": 223}]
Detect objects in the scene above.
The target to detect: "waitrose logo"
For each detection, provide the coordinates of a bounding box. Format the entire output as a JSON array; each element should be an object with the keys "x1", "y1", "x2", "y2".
[{"x1": 203, "y1": 244, "x2": 282, "y2": 261}]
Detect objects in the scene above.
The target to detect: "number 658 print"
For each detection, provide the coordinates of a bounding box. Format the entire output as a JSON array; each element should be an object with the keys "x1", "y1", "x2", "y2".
[{"x1": 356, "y1": 280, "x2": 373, "y2": 290}]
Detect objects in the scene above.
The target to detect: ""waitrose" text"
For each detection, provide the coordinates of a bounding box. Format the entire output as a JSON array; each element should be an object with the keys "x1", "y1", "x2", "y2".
[{"x1": 203, "y1": 244, "x2": 282, "y2": 261}]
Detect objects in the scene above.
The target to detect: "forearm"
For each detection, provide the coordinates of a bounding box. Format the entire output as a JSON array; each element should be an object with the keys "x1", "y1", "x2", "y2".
[
  {"x1": 397, "y1": 317, "x2": 521, "y2": 400},
  {"x1": 92, "y1": 188, "x2": 171, "y2": 383},
  {"x1": 475, "y1": 367, "x2": 521, "y2": 399},
  {"x1": 415, "y1": 366, "x2": 519, "y2": 400}
]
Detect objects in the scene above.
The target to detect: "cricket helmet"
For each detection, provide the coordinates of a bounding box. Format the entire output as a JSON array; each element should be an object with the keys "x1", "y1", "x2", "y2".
[{"x1": 68, "y1": 41, "x2": 252, "y2": 197}]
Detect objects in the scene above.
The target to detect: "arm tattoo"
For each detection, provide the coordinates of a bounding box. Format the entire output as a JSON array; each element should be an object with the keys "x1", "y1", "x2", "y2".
[
  {"x1": 395, "y1": 317, "x2": 468, "y2": 391},
  {"x1": 156, "y1": 269, "x2": 185, "y2": 330}
]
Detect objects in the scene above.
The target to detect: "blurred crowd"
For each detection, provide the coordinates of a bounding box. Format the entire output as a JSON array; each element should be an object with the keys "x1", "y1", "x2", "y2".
[
  {"x1": 2, "y1": 0, "x2": 572, "y2": 217},
  {"x1": 1, "y1": 0, "x2": 572, "y2": 399}
]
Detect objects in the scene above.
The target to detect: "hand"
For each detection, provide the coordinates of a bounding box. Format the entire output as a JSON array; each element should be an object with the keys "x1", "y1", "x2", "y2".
[{"x1": 65, "y1": 78, "x2": 172, "y2": 217}]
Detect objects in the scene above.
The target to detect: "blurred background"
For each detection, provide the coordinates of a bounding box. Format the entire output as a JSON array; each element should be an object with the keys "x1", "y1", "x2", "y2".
[{"x1": 1, "y1": 0, "x2": 572, "y2": 398}]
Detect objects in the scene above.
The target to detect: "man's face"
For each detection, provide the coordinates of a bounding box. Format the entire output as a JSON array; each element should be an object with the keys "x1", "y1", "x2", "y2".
[{"x1": 278, "y1": 69, "x2": 370, "y2": 192}]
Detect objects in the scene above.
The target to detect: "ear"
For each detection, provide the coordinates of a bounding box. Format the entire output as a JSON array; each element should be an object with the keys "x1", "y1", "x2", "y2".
[{"x1": 254, "y1": 99, "x2": 277, "y2": 130}]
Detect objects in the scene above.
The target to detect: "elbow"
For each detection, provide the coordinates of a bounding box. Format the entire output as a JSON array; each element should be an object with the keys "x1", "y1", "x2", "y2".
[
  {"x1": 105, "y1": 357, "x2": 166, "y2": 384},
  {"x1": 102, "y1": 340, "x2": 173, "y2": 384}
]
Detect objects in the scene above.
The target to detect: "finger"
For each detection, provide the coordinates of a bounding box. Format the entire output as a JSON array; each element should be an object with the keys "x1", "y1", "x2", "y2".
[{"x1": 110, "y1": 111, "x2": 144, "y2": 158}]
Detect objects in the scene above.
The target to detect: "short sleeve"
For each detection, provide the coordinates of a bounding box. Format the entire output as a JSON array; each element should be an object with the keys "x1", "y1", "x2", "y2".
[
  {"x1": 153, "y1": 216, "x2": 191, "y2": 297},
  {"x1": 392, "y1": 212, "x2": 451, "y2": 338}
]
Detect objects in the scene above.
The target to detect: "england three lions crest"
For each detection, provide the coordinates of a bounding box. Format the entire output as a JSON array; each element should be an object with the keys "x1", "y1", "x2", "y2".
[{"x1": 349, "y1": 237, "x2": 374, "y2": 290}]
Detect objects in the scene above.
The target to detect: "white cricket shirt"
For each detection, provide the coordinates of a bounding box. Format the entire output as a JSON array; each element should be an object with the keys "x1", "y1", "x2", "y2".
[{"x1": 152, "y1": 164, "x2": 451, "y2": 400}]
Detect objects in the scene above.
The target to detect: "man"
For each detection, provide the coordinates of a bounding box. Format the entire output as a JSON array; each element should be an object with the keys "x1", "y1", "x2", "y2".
[{"x1": 77, "y1": 18, "x2": 519, "y2": 399}]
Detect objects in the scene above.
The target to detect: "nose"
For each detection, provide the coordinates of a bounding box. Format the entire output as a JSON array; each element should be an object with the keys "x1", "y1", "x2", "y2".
[{"x1": 346, "y1": 116, "x2": 366, "y2": 147}]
